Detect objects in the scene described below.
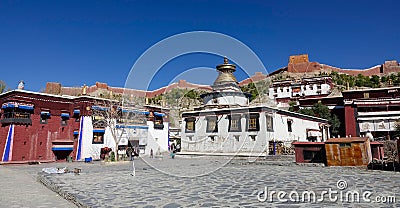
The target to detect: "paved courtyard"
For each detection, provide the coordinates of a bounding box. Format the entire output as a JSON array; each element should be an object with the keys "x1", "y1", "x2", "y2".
[{"x1": 2, "y1": 156, "x2": 400, "y2": 207}]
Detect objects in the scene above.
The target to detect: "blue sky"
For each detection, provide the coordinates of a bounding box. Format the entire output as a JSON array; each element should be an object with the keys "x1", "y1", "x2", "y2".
[{"x1": 0, "y1": 0, "x2": 399, "y2": 91}]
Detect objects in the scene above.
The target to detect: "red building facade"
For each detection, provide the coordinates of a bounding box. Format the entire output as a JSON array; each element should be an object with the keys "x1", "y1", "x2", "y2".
[
  {"x1": 0, "y1": 90, "x2": 170, "y2": 163},
  {"x1": 0, "y1": 90, "x2": 94, "y2": 163},
  {"x1": 342, "y1": 87, "x2": 400, "y2": 139}
]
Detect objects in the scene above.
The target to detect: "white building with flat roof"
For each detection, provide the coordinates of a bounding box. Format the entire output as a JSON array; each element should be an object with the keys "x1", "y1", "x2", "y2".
[{"x1": 181, "y1": 58, "x2": 330, "y2": 156}]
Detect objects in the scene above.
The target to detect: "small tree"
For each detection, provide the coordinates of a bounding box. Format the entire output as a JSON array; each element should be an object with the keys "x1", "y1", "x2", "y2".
[
  {"x1": 91, "y1": 99, "x2": 147, "y2": 161},
  {"x1": 297, "y1": 103, "x2": 341, "y2": 137},
  {"x1": 91, "y1": 99, "x2": 122, "y2": 161},
  {"x1": 0, "y1": 80, "x2": 6, "y2": 93},
  {"x1": 288, "y1": 101, "x2": 297, "y2": 112}
]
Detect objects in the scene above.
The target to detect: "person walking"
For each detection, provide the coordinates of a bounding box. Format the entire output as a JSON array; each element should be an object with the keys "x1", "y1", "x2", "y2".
[
  {"x1": 127, "y1": 147, "x2": 133, "y2": 161},
  {"x1": 150, "y1": 149, "x2": 153, "y2": 158}
]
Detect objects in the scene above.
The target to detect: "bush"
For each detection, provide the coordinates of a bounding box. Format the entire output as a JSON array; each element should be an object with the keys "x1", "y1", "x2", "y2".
[{"x1": 110, "y1": 151, "x2": 116, "y2": 162}]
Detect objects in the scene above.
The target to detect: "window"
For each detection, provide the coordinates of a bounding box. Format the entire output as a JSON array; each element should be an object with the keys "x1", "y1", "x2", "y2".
[
  {"x1": 250, "y1": 135, "x2": 256, "y2": 141},
  {"x1": 307, "y1": 137, "x2": 317, "y2": 142},
  {"x1": 339, "y1": 143, "x2": 351, "y2": 148},
  {"x1": 309, "y1": 85, "x2": 313, "y2": 90},
  {"x1": 92, "y1": 115, "x2": 106, "y2": 128},
  {"x1": 287, "y1": 119, "x2": 293, "y2": 132},
  {"x1": 74, "y1": 131, "x2": 79, "y2": 141},
  {"x1": 118, "y1": 110, "x2": 148, "y2": 125},
  {"x1": 61, "y1": 116, "x2": 69, "y2": 126},
  {"x1": 40, "y1": 111, "x2": 50, "y2": 124},
  {"x1": 228, "y1": 115, "x2": 241, "y2": 132},
  {"x1": 234, "y1": 135, "x2": 240, "y2": 142},
  {"x1": 185, "y1": 117, "x2": 195, "y2": 133},
  {"x1": 206, "y1": 116, "x2": 218, "y2": 133},
  {"x1": 1, "y1": 103, "x2": 33, "y2": 125},
  {"x1": 61, "y1": 117, "x2": 68, "y2": 126},
  {"x1": 40, "y1": 115, "x2": 49, "y2": 124},
  {"x1": 266, "y1": 114, "x2": 274, "y2": 131},
  {"x1": 363, "y1": 93, "x2": 369, "y2": 98},
  {"x1": 73, "y1": 109, "x2": 80, "y2": 122},
  {"x1": 154, "y1": 115, "x2": 164, "y2": 129},
  {"x1": 93, "y1": 130, "x2": 105, "y2": 144},
  {"x1": 61, "y1": 113, "x2": 70, "y2": 126},
  {"x1": 246, "y1": 114, "x2": 260, "y2": 131}
]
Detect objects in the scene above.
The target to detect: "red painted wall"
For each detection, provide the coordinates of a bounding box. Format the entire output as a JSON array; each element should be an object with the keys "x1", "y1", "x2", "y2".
[
  {"x1": 0, "y1": 91, "x2": 91, "y2": 162},
  {"x1": 344, "y1": 105, "x2": 357, "y2": 137}
]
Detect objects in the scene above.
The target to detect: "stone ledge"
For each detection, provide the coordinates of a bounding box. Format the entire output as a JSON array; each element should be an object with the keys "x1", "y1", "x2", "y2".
[{"x1": 37, "y1": 173, "x2": 90, "y2": 208}]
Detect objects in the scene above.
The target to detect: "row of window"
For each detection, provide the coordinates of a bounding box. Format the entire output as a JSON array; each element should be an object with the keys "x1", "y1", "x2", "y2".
[
  {"x1": 273, "y1": 85, "x2": 323, "y2": 93},
  {"x1": 185, "y1": 114, "x2": 280, "y2": 133},
  {"x1": 0, "y1": 108, "x2": 80, "y2": 125},
  {"x1": 41, "y1": 114, "x2": 79, "y2": 125},
  {"x1": 187, "y1": 135, "x2": 258, "y2": 142}
]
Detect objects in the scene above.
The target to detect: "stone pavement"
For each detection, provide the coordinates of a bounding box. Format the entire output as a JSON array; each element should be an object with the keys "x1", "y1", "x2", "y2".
[
  {"x1": 3, "y1": 156, "x2": 400, "y2": 207},
  {"x1": 0, "y1": 165, "x2": 75, "y2": 208}
]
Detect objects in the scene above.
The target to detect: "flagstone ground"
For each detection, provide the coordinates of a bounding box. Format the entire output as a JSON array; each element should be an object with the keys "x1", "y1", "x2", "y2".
[{"x1": 2, "y1": 156, "x2": 399, "y2": 207}]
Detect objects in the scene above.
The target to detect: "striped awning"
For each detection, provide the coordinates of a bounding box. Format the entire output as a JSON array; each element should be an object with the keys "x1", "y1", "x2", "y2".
[
  {"x1": 18, "y1": 105, "x2": 34, "y2": 110},
  {"x1": 119, "y1": 108, "x2": 149, "y2": 115},
  {"x1": 93, "y1": 129, "x2": 105, "y2": 133},
  {"x1": 1, "y1": 103, "x2": 15, "y2": 108},
  {"x1": 91, "y1": 106, "x2": 109, "y2": 111},
  {"x1": 116, "y1": 125, "x2": 149, "y2": 129},
  {"x1": 52, "y1": 145, "x2": 74, "y2": 151},
  {"x1": 41, "y1": 111, "x2": 51, "y2": 116},
  {"x1": 2, "y1": 102, "x2": 34, "y2": 110},
  {"x1": 154, "y1": 112, "x2": 165, "y2": 117},
  {"x1": 61, "y1": 113, "x2": 70, "y2": 118}
]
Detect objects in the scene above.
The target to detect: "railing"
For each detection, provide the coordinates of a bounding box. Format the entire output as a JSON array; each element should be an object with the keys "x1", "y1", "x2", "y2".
[
  {"x1": 357, "y1": 111, "x2": 400, "y2": 117},
  {"x1": 1, "y1": 112, "x2": 32, "y2": 124},
  {"x1": 92, "y1": 120, "x2": 107, "y2": 128},
  {"x1": 117, "y1": 118, "x2": 147, "y2": 125}
]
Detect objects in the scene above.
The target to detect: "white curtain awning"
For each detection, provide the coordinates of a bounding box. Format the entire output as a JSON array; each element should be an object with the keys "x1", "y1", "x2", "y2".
[{"x1": 308, "y1": 130, "x2": 322, "y2": 137}]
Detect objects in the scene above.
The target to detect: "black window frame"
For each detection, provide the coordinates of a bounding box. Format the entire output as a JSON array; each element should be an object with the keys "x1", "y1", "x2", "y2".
[
  {"x1": 61, "y1": 117, "x2": 69, "y2": 126},
  {"x1": 246, "y1": 113, "x2": 260, "y2": 132},
  {"x1": 206, "y1": 116, "x2": 218, "y2": 133},
  {"x1": 185, "y1": 117, "x2": 196, "y2": 133},
  {"x1": 40, "y1": 114, "x2": 49, "y2": 124},
  {"x1": 153, "y1": 115, "x2": 164, "y2": 129},
  {"x1": 228, "y1": 114, "x2": 242, "y2": 132},
  {"x1": 92, "y1": 131, "x2": 105, "y2": 144}
]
